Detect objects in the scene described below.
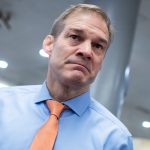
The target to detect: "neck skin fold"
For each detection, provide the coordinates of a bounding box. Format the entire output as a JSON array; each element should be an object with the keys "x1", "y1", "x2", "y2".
[{"x1": 46, "y1": 71, "x2": 89, "y2": 102}]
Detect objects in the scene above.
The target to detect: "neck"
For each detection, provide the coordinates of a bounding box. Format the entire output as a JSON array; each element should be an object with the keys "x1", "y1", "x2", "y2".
[{"x1": 46, "y1": 77, "x2": 89, "y2": 102}]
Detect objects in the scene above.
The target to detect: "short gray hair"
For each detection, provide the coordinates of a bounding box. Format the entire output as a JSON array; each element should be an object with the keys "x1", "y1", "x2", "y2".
[{"x1": 50, "y1": 3, "x2": 113, "y2": 47}]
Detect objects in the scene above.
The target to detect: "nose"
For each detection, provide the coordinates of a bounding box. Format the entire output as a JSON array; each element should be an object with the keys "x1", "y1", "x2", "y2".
[{"x1": 76, "y1": 41, "x2": 92, "y2": 60}]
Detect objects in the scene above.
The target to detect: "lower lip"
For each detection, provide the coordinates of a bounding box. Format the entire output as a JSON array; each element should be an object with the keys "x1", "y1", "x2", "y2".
[{"x1": 72, "y1": 64, "x2": 88, "y2": 72}]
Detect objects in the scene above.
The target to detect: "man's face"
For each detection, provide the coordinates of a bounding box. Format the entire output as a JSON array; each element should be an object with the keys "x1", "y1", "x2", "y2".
[{"x1": 45, "y1": 12, "x2": 109, "y2": 90}]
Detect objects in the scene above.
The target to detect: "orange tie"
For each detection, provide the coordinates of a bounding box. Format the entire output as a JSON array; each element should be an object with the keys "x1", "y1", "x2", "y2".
[{"x1": 30, "y1": 100, "x2": 67, "y2": 150}]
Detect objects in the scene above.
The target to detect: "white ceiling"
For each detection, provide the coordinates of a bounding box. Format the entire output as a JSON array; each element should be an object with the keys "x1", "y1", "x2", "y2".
[{"x1": 0, "y1": 0, "x2": 150, "y2": 139}]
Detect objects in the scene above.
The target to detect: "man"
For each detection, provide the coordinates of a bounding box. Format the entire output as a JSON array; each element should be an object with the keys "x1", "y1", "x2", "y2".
[{"x1": 0, "y1": 4, "x2": 133, "y2": 150}]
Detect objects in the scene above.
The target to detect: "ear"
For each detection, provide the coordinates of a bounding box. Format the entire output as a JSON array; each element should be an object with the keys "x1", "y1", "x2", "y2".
[{"x1": 43, "y1": 35, "x2": 54, "y2": 56}]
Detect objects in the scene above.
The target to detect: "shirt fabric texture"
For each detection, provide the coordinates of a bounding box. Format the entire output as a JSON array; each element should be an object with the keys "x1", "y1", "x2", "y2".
[{"x1": 0, "y1": 82, "x2": 133, "y2": 150}]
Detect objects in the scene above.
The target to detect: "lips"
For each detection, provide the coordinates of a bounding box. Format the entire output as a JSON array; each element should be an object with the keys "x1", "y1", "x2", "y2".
[{"x1": 66, "y1": 60, "x2": 90, "y2": 73}]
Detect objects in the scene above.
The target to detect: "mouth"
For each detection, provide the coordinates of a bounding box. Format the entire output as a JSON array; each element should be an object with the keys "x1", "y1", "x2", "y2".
[
  {"x1": 76, "y1": 63, "x2": 89, "y2": 71},
  {"x1": 66, "y1": 61, "x2": 90, "y2": 73}
]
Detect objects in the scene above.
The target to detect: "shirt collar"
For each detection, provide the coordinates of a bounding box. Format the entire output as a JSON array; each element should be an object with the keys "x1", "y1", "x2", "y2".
[
  {"x1": 35, "y1": 82, "x2": 91, "y2": 116},
  {"x1": 34, "y1": 82, "x2": 53, "y2": 103}
]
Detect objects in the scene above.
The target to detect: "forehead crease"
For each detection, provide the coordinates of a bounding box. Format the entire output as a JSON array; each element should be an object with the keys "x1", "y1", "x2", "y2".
[
  {"x1": 68, "y1": 27, "x2": 101, "y2": 37},
  {"x1": 67, "y1": 28, "x2": 84, "y2": 34}
]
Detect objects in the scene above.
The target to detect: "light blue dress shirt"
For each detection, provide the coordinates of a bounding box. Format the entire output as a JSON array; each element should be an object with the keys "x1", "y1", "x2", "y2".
[{"x1": 0, "y1": 82, "x2": 133, "y2": 150}]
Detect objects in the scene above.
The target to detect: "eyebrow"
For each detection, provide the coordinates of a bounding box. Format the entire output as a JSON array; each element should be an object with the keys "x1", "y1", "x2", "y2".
[
  {"x1": 68, "y1": 28, "x2": 108, "y2": 46},
  {"x1": 67, "y1": 28, "x2": 84, "y2": 35},
  {"x1": 98, "y1": 38, "x2": 108, "y2": 46}
]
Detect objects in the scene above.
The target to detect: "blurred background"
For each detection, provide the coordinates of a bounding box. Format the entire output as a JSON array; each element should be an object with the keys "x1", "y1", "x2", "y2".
[{"x1": 0, "y1": 0, "x2": 150, "y2": 149}]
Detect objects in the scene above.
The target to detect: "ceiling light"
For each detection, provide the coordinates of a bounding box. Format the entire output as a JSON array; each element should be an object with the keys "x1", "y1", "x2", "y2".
[
  {"x1": 142, "y1": 121, "x2": 150, "y2": 128},
  {"x1": 39, "y1": 49, "x2": 49, "y2": 58},
  {"x1": 0, "y1": 60, "x2": 8, "y2": 68},
  {"x1": 0, "y1": 83, "x2": 9, "y2": 87},
  {"x1": 125, "y1": 66, "x2": 130, "y2": 78}
]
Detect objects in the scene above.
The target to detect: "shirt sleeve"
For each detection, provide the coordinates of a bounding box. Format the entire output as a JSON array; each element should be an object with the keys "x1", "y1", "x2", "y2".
[
  {"x1": 104, "y1": 130, "x2": 133, "y2": 150},
  {"x1": 119, "y1": 135, "x2": 133, "y2": 150}
]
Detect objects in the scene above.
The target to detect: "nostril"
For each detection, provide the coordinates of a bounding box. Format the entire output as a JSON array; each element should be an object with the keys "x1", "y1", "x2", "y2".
[
  {"x1": 87, "y1": 56, "x2": 91, "y2": 60},
  {"x1": 76, "y1": 51, "x2": 91, "y2": 60},
  {"x1": 76, "y1": 52, "x2": 91, "y2": 61},
  {"x1": 77, "y1": 52, "x2": 83, "y2": 56}
]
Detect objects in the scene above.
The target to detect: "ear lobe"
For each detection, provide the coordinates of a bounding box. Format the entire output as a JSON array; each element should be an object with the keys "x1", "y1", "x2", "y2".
[{"x1": 43, "y1": 35, "x2": 54, "y2": 55}]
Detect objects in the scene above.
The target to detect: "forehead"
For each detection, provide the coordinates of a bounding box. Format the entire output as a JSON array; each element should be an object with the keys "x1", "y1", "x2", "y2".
[{"x1": 63, "y1": 12, "x2": 109, "y2": 42}]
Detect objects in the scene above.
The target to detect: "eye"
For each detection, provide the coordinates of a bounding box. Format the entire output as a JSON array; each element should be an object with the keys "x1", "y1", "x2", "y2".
[
  {"x1": 93, "y1": 43, "x2": 104, "y2": 50},
  {"x1": 69, "y1": 34, "x2": 81, "y2": 41},
  {"x1": 92, "y1": 43, "x2": 106, "y2": 55},
  {"x1": 68, "y1": 34, "x2": 83, "y2": 46}
]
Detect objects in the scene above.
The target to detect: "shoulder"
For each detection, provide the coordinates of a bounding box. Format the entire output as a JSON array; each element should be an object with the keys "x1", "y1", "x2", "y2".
[
  {"x1": 0, "y1": 85, "x2": 42, "y2": 103},
  {"x1": 0, "y1": 84, "x2": 42, "y2": 95},
  {"x1": 89, "y1": 97, "x2": 132, "y2": 137},
  {"x1": 88, "y1": 98, "x2": 133, "y2": 149},
  {"x1": 0, "y1": 85, "x2": 43, "y2": 118}
]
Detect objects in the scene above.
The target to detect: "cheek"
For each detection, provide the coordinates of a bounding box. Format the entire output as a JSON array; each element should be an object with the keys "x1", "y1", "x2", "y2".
[
  {"x1": 93, "y1": 59, "x2": 103, "y2": 73},
  {"x1": 50, "y1": 44, "x2": 70, "y2": 66},
  {"x1": 51, "y1": 44, "x2": 63, "y2": 59}
]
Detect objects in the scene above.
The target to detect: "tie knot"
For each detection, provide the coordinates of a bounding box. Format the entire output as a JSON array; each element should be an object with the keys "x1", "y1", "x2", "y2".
[{"x1": 46, "y1": 100, "x2": 67, "y2": 119}]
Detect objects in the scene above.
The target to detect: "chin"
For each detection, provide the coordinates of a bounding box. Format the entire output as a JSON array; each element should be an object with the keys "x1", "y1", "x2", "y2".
[
  {"x1": 60, "y1": 70, "x2": 95, "y2": 87},
  {"x1": 62, "y1": 75, "x2": 91, "y2": 89}
]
